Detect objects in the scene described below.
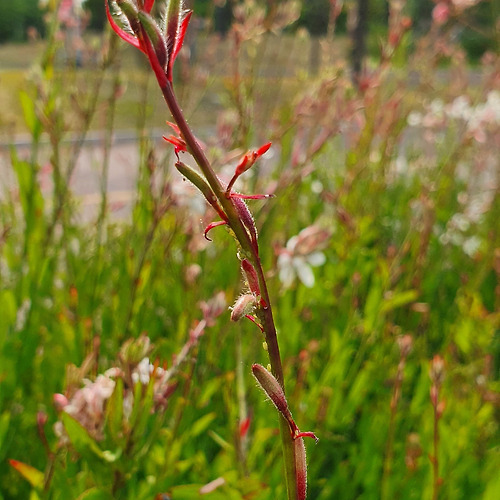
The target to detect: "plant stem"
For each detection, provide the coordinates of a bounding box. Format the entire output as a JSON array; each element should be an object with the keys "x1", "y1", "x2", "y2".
[{"x1": 158, "y1": 80, "x2": 299, "y2": 499}]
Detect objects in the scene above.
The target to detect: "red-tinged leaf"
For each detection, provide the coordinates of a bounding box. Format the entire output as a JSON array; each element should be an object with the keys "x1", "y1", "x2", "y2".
[
  {"x1": 9, "y1": 459, "x2": 44, "y2": 488},
  {"x1": 295, "y1": 430, "x2": 319, "y2": 443},
  {"x1": 167, "y1": 10, "x2": 192, "y2": 81},
  {"x1": 244, "y1": 314, "x2": 264, "y2": 332},
  {"x1": 230, "y1": 192, "x2": 274, "y2": 200},
  {"x1": 105, "y1": 0, "x2": 144, "y2": 52},
  {"x1": 204, "y1": 220, "x2": 227, "y2": 241}
]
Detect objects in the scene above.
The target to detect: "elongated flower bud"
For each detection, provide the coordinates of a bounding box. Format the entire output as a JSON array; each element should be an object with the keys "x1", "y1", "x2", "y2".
[
  {"x1": 251, "y1": 364, "x2": 293, "y2": 423},
  {"x1": 137, "y1": 10, "x2": 167, "y2": 70},
  {"x1": 241, "y1": 259, "x2": 261, "y2": 296},
  {"x1": 232, "y1": 197, "x2": 258, "y2": 253},
  {"x1": 116, "y1": 0, "x2": 141, "y2": 35},
  {"x1": 295, "y1": 437, "x2": 308, "y2": 500},
  {"x1": 175, "y1": 161, "x2": 227, "y2": 221},
  {"x1": 230, "y1": 294, "x2": 256, "y2": 322}
]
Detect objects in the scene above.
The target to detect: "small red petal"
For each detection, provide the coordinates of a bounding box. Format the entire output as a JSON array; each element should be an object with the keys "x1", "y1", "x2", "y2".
[
  {"x1": 163, "y1": 135, "x2": 187, "y2": 151},
  {"x1": 235, "y1": 155, "x2": 250, "y2": 174},
  {"x1": 256, "y1": 142, "x2": 272, "y2": 156},
  {"x1": 144, "y1": 0, "x2": 155, "y2": 13},
  {"x1": 166, "y1": 121, "x2": 182, "y2": 135}
]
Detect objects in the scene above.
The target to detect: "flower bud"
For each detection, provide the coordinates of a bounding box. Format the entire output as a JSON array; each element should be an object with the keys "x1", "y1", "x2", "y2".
[
  {"x1": 241, "y1": 259, "x2": 261, "y2": 296},
  {"x1": 251, "y1": 364, "x2": 293, "y2": 423},
  {"x1": 295, "y1": 437, "x2": 307, "y2": 500},
  {"x1": 230, "y1": 294, "x2": 256, "y2": 322},
  {"x1": 53, "y1": 393, "x2": 69, "y2": 410},
  {"x1": 232, "y1": 197, "x2": 258, "y2": 253},
  {"x1": 137, "y1": 10, "x2": 167, "y2": 70}
]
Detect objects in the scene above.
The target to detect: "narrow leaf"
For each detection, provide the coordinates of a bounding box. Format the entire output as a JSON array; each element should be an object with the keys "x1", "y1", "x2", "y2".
[{"x1": 8, "y1": 460, "x2": 44, "y2": 489}]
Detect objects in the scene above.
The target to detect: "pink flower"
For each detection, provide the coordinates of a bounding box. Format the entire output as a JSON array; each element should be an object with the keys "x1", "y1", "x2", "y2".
[{"x1": 432, "y1": 3, "x2": 450, "y2": 26}]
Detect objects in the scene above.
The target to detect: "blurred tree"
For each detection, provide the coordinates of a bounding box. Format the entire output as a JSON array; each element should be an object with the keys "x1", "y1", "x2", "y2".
[
  {"x1": 351, "y1": 0, "x2": 369, "y2": 85},
  {"x1": 459, "y1": 0, "x2": 499, "y2": 60},
  {"x1": 83, "y1": 0, "x2": 106, "y2": 31},
  {"x1": 298, "y1": 0, "x2": 330, "y2": 36},
  {"x1": 0, "y1": 0, "x2": 45, "y2": 42},
  {"x1": 213, "y1": 0, "x2": 233, "y2": 37}
]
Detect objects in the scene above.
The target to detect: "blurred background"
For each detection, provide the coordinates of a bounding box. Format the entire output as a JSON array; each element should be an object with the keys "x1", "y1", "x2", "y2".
[{"x1": 0, "y1": 1, "x2": 498, "y2": 499}]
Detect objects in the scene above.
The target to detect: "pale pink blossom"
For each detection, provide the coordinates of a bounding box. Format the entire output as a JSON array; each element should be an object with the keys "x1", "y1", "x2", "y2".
[{"x1": 432, "y1": 3, "x2": 450, "y2": 25}]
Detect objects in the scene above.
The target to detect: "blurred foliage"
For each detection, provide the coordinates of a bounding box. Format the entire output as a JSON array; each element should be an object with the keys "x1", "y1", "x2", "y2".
[{"x1": 0, "y1": 0, "x2": 45, "y2": 42}]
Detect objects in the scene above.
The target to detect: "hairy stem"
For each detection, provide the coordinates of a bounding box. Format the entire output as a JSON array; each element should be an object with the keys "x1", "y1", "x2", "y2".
[{"x1": 158, "y1": 79, "x2": 298, "y2": 499}]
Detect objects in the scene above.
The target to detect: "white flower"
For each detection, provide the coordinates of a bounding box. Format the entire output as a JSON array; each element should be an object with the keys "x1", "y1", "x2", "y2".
[
  {"x1": 62, "y1": 374, "x2": 116, "y2": 440},
  {"x1": 462, "y1": 236, "x2": 481, "y2": 257},
  {"x1": 407, "y1": 111, "x2": 422, "y2": 127},
  {"x1": 447, "y1": 96, "x2": 472, "y2": 121},
  {"x1": 131, "y1": 357, "x2": 153, "y2": 385},
  {"x1": 277, "y1": 226, "x2": 329, "y2": 289}
]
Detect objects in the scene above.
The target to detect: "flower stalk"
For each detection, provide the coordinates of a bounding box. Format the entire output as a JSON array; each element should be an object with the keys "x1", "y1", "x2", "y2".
[{"x1": 105, "y1": 1, "x2": 314, "y2": 497}]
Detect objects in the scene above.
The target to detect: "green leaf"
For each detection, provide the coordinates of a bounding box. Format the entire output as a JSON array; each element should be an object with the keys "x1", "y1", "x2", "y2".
[
  {"x1": 169, "y1": 483, "x2": 230, "y2": 500},
  {"x1": 76, "y1": 488, "x2": 114, "y2": 500},
  {"x1": 61, "y1": 412, "x2": 106, "y2": 461},
  {"x1": 105, "y1": 377, "x2": 124, "y2": 444},
  {"x1": 0, "y1": 412, "x2": 10, "y2": 453},
  {"x1": 483, "y1": 471, "x2": 500, "y2": 500},
  {"x1": 19, "y1": 90, "x2": 41, "y2": 140},
  {"x1": 190, "y1": 412, "x2": 216, "y2": 438},
  {"x1": 9, "y1": 459, "x2": 44, "y2": 489},
  {"x1": 380, "y1": 289, "x2": 419, "y2": 313}
]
